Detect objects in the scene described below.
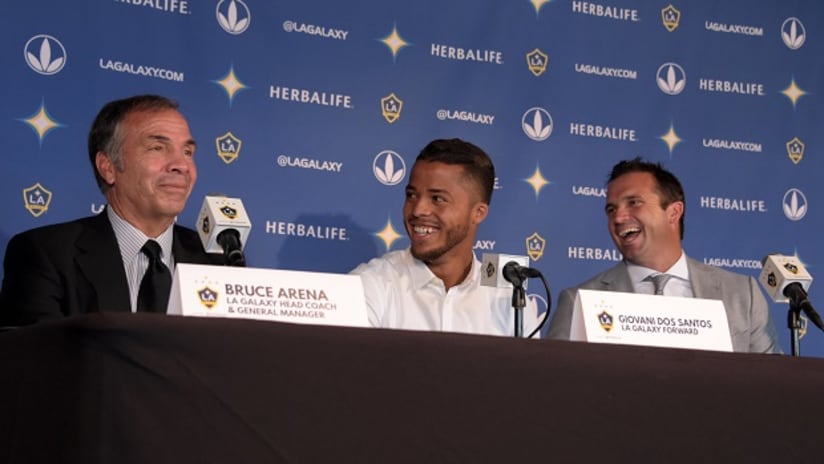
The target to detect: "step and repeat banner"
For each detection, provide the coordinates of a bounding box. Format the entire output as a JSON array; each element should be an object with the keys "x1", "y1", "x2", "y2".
[{"x1": 3, "y1": 1, "x2": 822, "y2": 354}]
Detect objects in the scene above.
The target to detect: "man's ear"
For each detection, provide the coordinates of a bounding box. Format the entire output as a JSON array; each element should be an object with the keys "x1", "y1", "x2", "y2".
[
  {"x1": 472, "y1": 202, "x2": 489, "y2": 225},
  {"x1": 667, "y1": 200, "x2": 684, "y2": 225},
  {"x1": 95, "y1": 152, "x2": 115, "y2": 186}
]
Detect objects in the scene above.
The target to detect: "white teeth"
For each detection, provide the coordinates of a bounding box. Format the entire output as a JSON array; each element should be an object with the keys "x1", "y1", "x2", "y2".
[
  {"x1": 619, "y1": 227, "x2": 640, "y2": 238},
  {"x1": 414, "y1": 226, "x2": 434, "y2": 235}
]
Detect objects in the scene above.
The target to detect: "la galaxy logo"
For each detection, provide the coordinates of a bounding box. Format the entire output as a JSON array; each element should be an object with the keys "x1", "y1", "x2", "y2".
[
  {"x1": 521, "y1": 107, "x2": 553, "y2": 141},
  {"x1": 201, "y1": 216, "x2": 211, "y2": 234},
  {"x1": 198, "y1": 287, "x2": 219, "y2": 309},
  {"x1": 598, "y1": 310, "x2": 614, "y2": 332},
  {"x1": 23, "y1": 183, "x2": 52, "y2": 217},
  {"x1": 656, "y1": 63, "x2": 686, "y2": 95},
  {"x1": 782, "y1": 188, "x2": 807, "y2": 221},
  {"x1": 526, "y1": 232, "x2": 546, "y2": 261},
  {"x1": 786, "y1": 137, "x2": 804, "y2": 164},
  {"x1": 220, "y1": 205, "x2": 238, "y2": 219},
  {"x1": 766, "y1": 272, "x2": 777, "y2": 288},
  {"x1": 373, "y1": 150, "x2": 406, "y2": 186},
  {"x1": 526, "y1": 49, "x2": 548, "y2": 77},
  {"x1": 661, "y1": 5, "x2": 681, "y2": 32},
  {"x1": 381, "y1": 93, "x2": 403, "y2": 123},
  {"x1": 485, "y1": 261, "x2": 496, "y2": 279},
  {"x1": 216, "y1": 132, "x2": 242, "y2": 164},
  {"x1": 216, "y1": 0, "x2": 251, "y2": 35},
  {"x1": 781, "y1": 17, "x2": 806, "y2": 50},
  {"x1": 784, "y1": 262, "x2": 799, "y2": 274},
  {"x1": 24, "y1": 34, "x2": 67, "y2": 75}
]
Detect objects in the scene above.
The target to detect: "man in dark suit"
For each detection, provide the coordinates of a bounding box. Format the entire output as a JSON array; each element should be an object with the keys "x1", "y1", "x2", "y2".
[
  {"x1": 547, "y1": 158, "x2": 781, "y2": 353},
  {"x1": 0, "y1": 95, "x2": 220, "y2": 326}
]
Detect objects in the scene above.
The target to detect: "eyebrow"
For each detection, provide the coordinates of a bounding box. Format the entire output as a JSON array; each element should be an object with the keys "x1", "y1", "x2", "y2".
[
  {"x1": 422, "y1": 187, "x2": 449, "y2": 194},
  {"x1": 147, "y1": 134, "x2": 197, "y2": 148}
]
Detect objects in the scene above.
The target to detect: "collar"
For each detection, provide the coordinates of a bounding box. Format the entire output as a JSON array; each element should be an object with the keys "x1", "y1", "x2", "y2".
[
  {"x1": 625, "y1": 251, "x2": 689, "y2": 284},
  {"x1": 406, "y1": 248, "x2": 479, "y2": 290},
  {"x1": 107, "y1": 206, "x2": 175, "y2": 266}
]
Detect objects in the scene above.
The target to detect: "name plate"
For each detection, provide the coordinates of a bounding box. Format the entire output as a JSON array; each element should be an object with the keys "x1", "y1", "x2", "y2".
[
  {"x1": 168, "y1": 263, "x2": 369, "y2": 328},
  {"x1": 570, "y1": 289, "x2": 732, "y2": 352}
]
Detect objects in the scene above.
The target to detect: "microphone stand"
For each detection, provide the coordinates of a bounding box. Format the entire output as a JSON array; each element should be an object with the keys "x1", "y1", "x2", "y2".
[
  {"x1": 788, "y1": 301, "x2": 803, "y2": 357},
  {"x1": 783, "y1": 284, "x2": 824, "y2": 356},
  {"x1": 511, "y1": 283, "x2": 526, "y2": 338}
]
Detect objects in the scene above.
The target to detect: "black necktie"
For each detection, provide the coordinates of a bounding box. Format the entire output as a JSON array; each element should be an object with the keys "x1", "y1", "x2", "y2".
[{"x1": 136, "y1": 240, "x2": 172, "y2": 313}]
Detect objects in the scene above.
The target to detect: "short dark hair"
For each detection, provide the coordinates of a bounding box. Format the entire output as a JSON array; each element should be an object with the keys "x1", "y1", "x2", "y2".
[
  {"x1": 415, "y1": 138, "x2": 495, "y2": 204},
  {"x1": 608, "y1": 157, "x2": 685, "y2": 239},
  {"x1": 87, "y1": 95, "x2": 180, "y2": 193}
]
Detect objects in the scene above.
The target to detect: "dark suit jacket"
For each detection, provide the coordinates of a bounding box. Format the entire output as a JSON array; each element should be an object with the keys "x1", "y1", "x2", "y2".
[
  {"x1": 546, "y1": 257, "x2": 782, "y2": 354},
  {"x1": 0, "y1": 212, "x2": 222, "y2": 326}
]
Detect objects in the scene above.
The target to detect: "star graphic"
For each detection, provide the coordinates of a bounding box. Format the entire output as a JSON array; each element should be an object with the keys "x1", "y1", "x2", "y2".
[
  {"x1": 214, "y1": 66, "x2": 248, "y2": 104},
  {"x1": 530, "y1": 0, "x2": 553, "y2": 16},
  {"x1": 525, "y1": 165, "x2": 551, "y2": 199},
  {"x1": 660, "y1": 124, "x2": 682, "y2": 155},
  {"x1": 380, "y1": 24, "x2": 410, "y2": 62},
  {"x1": 781, "y1": 77, "x2": 807, "y2": 108},
  {"x1": 375, "y1": 218, "x2": 403, "y2": 251},
  {"x1": 20, "y1": 101, "x2": 63, "y2": 146}
]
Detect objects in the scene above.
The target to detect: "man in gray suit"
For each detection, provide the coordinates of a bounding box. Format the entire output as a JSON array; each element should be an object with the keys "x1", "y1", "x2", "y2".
[{"x1": 547, "y1": 158, "x2": 781, "y2": 354}]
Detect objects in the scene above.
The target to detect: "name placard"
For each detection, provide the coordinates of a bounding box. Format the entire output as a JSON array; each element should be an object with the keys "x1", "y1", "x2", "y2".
[
  {"x1": 570, "y1": 289, "x2": 733, "y2": 352},
  {"x1": 168, "y1": 263, "x2": 369, "y2": 328}
]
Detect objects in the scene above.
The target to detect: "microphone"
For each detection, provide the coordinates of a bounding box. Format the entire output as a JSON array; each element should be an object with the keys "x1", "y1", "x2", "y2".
[
  {"x1": 481, "y1": 253, "x2": 532, "y2": 288},
  {"x1": 196, "y1": 194, "x2": 252, "y2": 267},
  {"x1": 759, "y1": 254, "x2": 823, "y2": 330},
  {"x1": 503, "y1": 261, "x2": 541, "y2": 287},
  {"x1": 481, "y1": 252, "x2": 546, "y2": 338}
]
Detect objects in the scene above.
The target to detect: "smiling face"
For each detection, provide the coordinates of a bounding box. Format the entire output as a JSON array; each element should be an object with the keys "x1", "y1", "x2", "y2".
[
  {"x1": 96, "y1": 108, "x2": 197, "y2": 237},
  {"x1": 605, "y1": 171, "x2": 684, "y2": 271},
  {"x1": 403, "y1": 160, "x2": 488, "y2": 268}
]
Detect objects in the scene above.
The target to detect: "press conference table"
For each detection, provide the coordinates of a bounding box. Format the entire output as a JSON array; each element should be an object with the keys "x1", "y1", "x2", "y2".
[{"x1": 1, "y1": 314, "x2": 823, "y2": 463}]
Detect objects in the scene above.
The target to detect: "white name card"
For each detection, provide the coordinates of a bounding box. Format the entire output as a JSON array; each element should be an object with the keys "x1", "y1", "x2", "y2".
[
  {"x1": 570, "y1": 289, "x2": 733, "y2": 352},
  {"x1": 168, "y1": 263, "x2": 369, "y2": 328}
]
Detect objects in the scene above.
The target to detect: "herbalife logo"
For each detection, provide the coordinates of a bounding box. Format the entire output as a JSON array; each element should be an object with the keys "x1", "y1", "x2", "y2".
[
  {"x1": 24, "y1": 34, "x2": 66, "y2": 75},
  {"x1": 216, "y1": 0, "x2": 251, "y2": 35},
  {"x1": 522, "y1": 107, "x2": 553, "y2": 141},
  {"x1": 783, "y1": 188, "x2": 807, "y2": 221},
  {"x1": 781, "y1": 17, "x2": 805, "y2": 50},
  {"x1": 373, "y1": 150, "x2": 406, "y2": 186},
  {"x1": 656, "y1": 63, "x2": 685, "y2": 95}
]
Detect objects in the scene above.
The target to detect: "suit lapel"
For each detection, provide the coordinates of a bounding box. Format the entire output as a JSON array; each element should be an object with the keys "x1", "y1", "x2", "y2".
[
  {"x1": 687, "y1": 257, "x2": 722, "y2": 299},
  {"x1": 599, "y1": 263, "x2": 635, "y2": 292},
  {"x1": 75, "y1": 213, "x2": 131, "y2": 312},
  {"x1": 172, "y1": 225, "x2": 213, "y2": 266}
]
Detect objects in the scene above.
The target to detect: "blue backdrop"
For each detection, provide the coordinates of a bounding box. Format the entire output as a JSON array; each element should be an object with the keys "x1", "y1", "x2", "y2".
[{"x1": 3, "y1": 0, "x2": 822, "y2": 355}]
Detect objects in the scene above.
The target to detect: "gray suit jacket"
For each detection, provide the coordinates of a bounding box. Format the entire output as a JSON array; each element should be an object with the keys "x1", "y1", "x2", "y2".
[{"x1": 546, "y1": 257, "x2": 782, "y2": 354}]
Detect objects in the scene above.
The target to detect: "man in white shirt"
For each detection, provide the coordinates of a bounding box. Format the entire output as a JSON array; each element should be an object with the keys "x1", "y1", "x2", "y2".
[
  {"x1": 546, "y1": 157, "x2": 781, "y2": 353},
  {"x1": 351, "y1": 138, "x2": 539, "y2": 338}
]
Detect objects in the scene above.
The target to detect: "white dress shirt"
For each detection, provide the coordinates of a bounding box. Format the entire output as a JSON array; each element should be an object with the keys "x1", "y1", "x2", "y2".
[
  {"x1": 351, "y1": 248, "x2": 541, "y2": 338},
  {"x1": 107, "y1": 207, "x2": 175, "y2": 312},
  {"x1": 626, "y1": 252, "x2": 694, "y2": 297}
]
